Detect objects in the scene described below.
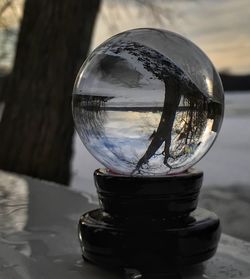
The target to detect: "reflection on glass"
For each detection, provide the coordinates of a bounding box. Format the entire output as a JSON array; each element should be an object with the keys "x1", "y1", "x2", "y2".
[
  {"x1": 0, "y1": 171, "x2": 29, "y2": 233},
  {"x1": 73, "y1": 29, "x2": 224, "y2": 175}
]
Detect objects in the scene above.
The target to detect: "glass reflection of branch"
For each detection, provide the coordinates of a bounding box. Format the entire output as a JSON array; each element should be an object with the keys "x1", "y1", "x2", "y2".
[
  {"x1": 74, "y1": 40, "x2": 222, "y2": 175},
  {"x1": 133, "y1": 80, "x2": 209, "y2": 174},
  {"x1": 104, "y1": 41, "x2": 214, "y2": 174}
]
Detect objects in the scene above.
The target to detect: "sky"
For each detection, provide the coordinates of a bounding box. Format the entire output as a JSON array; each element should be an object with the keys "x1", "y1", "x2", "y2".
[
  {"x1": 0, "y1": 0, "x2": 249, "y2": 74},
  {"x1": 92, "y1": 0, "x2": 250, "y2": 74}
]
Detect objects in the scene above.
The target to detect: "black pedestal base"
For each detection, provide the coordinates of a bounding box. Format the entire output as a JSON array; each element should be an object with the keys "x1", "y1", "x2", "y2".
[
  {"x1": 79, "y1": 207, "x2": 220, "y2": 270},
  {"x1": 78, "y1": 168, "x2": 221, "y2": 271}
]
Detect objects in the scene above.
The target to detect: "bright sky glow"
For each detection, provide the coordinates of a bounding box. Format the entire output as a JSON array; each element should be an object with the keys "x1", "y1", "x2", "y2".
[
  {"x1": 1, "y1": 0, "x2": 249, "y2": 74},
  {"x1": 92, "y1": 0, "x2": 250, "y2": 74}
]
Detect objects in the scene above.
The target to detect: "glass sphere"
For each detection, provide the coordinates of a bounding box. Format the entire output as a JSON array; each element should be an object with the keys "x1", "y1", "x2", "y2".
[{"x1": 72, "y1": 28, "x2": 224, "y2": 176}]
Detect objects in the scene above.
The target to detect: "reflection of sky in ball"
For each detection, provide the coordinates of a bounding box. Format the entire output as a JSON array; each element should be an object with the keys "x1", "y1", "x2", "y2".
[
  {"x1": 73, "y1": 29, "x2": 224, "y2": 175},
  {"x1": 85, "y1": 110, "x2": 217, "y2": 175},
  {"x1": 105, "y1": 111, "x2": 160, "y2": 138}
]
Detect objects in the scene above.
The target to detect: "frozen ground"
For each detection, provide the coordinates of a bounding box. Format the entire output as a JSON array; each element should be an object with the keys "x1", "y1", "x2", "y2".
[{"x1": 71, "y1": 92, "x2": 250, "y2": 194}]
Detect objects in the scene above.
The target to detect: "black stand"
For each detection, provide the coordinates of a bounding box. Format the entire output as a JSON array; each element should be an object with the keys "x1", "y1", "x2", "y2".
[{"x1": 78, "y1": 168, "x2": 221, "y2": 271}]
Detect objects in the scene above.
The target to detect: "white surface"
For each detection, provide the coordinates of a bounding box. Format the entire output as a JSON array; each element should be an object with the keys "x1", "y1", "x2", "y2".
[{"x1": 1, "y1": 171, "x2": 250, "y2": 279}]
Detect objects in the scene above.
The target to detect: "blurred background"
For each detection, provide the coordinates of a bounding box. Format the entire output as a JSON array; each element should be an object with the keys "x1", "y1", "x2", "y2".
[{"x1": 0, "y1": 0, "x2": 250, "y2": 240}]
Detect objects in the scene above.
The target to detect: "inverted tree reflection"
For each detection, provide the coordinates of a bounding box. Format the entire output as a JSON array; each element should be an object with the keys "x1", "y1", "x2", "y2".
[{"x1": 74, "y1": 40, "x2": 222, "y2": 174}]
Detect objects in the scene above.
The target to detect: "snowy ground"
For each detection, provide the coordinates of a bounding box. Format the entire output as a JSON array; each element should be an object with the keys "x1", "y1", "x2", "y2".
[{"x1": 71, "y1": 92, "x2": 250, "y2": 194}]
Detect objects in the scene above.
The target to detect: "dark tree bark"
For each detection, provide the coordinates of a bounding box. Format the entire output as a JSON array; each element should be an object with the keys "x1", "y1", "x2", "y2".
[
  {"x1": 0, "y1": 74, "x2": 9, "y2": 102},
  {"x1": 0, "y1": 0, "x2": 100, "y2": 184},
  {"x1": 0, "y1": 76, "x2": 4, "y2": 101},
  {"x1": 134, "y1": 80, "x2": 181, "y2": 171}
]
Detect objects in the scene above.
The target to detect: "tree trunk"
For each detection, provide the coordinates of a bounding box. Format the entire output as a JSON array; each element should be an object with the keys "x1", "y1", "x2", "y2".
[
  {"x1": 134, "y1": 78, "x2": 181, "y2": 172},
  {"x1": 0, "y1": 75, "x2": 8, "y2": 102},
  {"x1": 0, "y1": 0, "x2": 100, "y2": 184}
]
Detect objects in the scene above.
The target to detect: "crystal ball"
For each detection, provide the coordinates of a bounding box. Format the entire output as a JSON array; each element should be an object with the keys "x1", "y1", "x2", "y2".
[{"x1": 72, "y1": 28, "x2": 224, "y2": 176}]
